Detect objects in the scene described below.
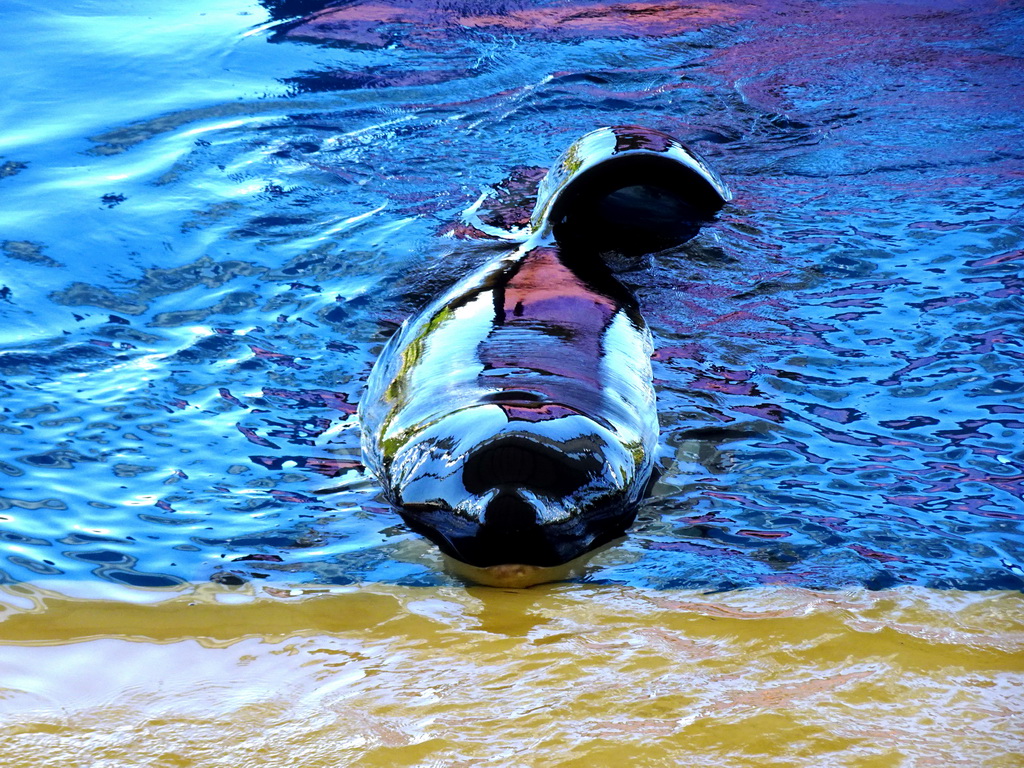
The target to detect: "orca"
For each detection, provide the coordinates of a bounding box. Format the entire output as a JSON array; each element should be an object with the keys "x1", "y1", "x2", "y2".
[{"x1": 358, "y1": 126, "x2": 730, "y2": 570}]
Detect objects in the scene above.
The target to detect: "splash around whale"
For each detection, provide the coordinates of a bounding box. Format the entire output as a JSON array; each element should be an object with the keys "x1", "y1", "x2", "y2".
[{"x1": 358, "y1": 126, "x2": 730, "y2": 575}]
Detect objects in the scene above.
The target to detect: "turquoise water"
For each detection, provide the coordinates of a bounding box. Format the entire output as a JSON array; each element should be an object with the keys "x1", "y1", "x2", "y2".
[{"x1": 1, "y1": 0, "x2": 1022, "y2": 591}]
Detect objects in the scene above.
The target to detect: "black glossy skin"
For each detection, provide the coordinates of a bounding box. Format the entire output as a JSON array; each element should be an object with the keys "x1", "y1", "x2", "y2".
[
  {"x1": 358, "y1": 126, "x2": 730, "y2": 568},
  {"x1": 359, "y1": 245, "x2": 658, "y2": 566}
]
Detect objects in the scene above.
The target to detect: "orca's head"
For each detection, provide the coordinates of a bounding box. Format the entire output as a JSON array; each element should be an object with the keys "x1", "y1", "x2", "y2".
[{"x1": 385, "y1": 403, "x2": 647, "y2": 568}]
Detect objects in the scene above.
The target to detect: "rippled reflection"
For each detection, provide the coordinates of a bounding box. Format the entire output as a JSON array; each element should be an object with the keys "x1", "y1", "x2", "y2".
[{"x1": 0, "y1": 0, "x2": 1020, "y2": 591}]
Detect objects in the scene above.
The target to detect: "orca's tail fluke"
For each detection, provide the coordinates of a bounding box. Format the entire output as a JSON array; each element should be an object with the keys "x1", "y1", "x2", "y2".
[{"x1": 531, "y1": 125, "x2": 731, "y2": 258}]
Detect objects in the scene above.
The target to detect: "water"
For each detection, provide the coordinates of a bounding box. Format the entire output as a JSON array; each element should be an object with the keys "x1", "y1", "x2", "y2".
[
  {"x1": 1, "y1": 0, "x2": 1022, "y2": 763},
  {"x1": 0, "y1": 584, "x2": 1020, "y2": 767},
  {"x1": 1, "y1": 0, "x2": 1020, "y2": 591}
]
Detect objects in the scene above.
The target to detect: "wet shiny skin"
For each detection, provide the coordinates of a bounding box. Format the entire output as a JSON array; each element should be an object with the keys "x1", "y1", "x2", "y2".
[
  {"x1": 359, "y1": 125, "x2": 730, "y2": 569},
  {"x1": 359, "y1": 243, "x2": 659, "y2": 567}
]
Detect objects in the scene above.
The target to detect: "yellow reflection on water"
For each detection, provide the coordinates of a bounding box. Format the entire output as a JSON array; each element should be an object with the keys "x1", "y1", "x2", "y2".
[{"x1": 0, "y1": 583, "x2": 1021, "y2": 767}]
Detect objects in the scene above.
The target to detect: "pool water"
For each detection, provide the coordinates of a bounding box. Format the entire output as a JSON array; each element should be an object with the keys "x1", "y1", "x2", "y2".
[
  {"x1": 0, "y1": 0, "x2": 1022, "y2": 764},
  {"x1": 0, "y1": 583, "x2": 1021, "y2": 767}
]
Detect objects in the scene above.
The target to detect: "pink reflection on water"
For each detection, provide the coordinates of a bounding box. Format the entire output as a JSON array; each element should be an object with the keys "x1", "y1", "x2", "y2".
[
  {"x1": 848, "y1": 543, "x2": 907, "y2": 563},
  {"x1": 262, "y1": 386, "x2": 358, "y2": 414},
  {"x1": 248, "y1": 345, "x2": 308, "y2": 370},
  {"x1": 280, "y1": 1, "x2": 749, "y2": 49}
]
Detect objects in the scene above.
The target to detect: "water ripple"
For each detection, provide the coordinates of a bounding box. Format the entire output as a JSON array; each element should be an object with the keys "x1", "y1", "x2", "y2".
[{"x1": 0, "y1": 0, "x2": 1021, "y2": 591}]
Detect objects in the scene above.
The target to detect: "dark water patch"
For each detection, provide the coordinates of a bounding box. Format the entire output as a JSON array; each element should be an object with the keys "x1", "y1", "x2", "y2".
[
  {"x1": 0, "y1": 160, "x2": 28, "y2": 179},
  {"x1": 285, "y1": 66, "x2": 474, "y2": 95},
  {"x1": 0, "y1": 345, "x2": 131, "y2": 377},
  {"x1": 87, "y1": 103, "x2": 296, "y2": 156},
  {"x1": 2, "y1": 240, "x2": 62, "y2": 268},
  {"x1": 152, "y1": 291, "x2": 261, "y2": 328}
]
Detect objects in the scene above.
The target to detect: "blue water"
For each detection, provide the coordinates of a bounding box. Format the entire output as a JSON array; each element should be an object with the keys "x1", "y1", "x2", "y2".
[{"x1": 1, "y1": 0, "x2": 1021, "y2": 591}]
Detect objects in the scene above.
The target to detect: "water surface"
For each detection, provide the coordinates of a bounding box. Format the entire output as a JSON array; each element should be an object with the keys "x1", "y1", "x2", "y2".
[
  {"x1": 1, "y1": 583, "x2": 1021, "y2": 767},
  {"x1": 0, "y1": 0, "x2": 1022, "y2": 762},
  {"x1": 1, "y1": 0, "x2": 1020, "y2": 591}
]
